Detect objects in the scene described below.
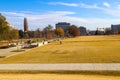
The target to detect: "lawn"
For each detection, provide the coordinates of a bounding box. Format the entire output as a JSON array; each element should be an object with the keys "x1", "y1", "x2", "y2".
[
  {"x1": 0, "y1": 35, "x2": 120, "y2": 63},
  {"x1": 0, "y1": 41, "x2": 8, "y2": 47},
  {"x1": 0, "y1": 73, "x2": 119, "y2": 80}
]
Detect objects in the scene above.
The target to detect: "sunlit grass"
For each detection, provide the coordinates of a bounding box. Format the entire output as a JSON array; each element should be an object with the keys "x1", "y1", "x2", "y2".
[
  {"x1": 0, "y1": 72, "x2": 119, "y2": 80},
  {"x1": 0, "y1": 35, "x2": 120, "y2": 63}
]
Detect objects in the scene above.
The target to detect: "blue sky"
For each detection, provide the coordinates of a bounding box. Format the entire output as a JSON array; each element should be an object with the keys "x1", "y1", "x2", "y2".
[{"x1": 1, "y1": 0, "x2": 120, "y2": 30}]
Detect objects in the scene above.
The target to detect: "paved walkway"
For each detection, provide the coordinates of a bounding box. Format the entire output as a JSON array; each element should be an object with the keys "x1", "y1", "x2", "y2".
[
  {"x1": 0, "y1": 41, "x2": 48, "y2": 57},
  {"x1": 0, "y1": 64, "x2": 120, "y2": 71},
  {"x1": 0, "y1": 47, "x2": 19, "y2": 56}
]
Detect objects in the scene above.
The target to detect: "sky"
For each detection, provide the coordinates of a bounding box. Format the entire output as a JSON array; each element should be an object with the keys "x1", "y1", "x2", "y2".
[{"x1": 1, "y1": 0, "x2": 120, "y2": 30}]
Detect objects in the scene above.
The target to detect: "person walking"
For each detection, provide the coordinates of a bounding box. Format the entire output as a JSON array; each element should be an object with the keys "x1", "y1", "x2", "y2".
[{"x1": 60, "y1": 41, "x2": 62, "y2": 45}]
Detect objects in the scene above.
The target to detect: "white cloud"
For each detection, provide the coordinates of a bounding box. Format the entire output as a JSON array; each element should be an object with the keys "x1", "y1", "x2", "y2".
[
  {"x1": 80, "y1": 3, "x2": 100, "y2": 9},
  {"x1": 103, "y1": 2, "x2": 110, "y2": 7},
  {"x1": 49, "y1": 2, "x2": 100, "y2": 9},
  {"x1": 2, "y1": 11, "x2": 75, "y2": 20},
  {"x1": 78, "y1": 2, "x2": 120, "y2": 18},
  {"x1": 99, "y1": 6, "x2": 120, "y2": 17},
  {"x1": 48, "y1": 2, "x2": 78, "y2": 7}
]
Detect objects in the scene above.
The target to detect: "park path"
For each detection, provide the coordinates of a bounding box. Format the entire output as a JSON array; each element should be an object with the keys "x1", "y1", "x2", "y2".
[
  {"x1": 0, "y1": 47, "x2": 18, "y2": 56},
  {"x1": 0, "y1": 41, "x2": 48, "y2": 57},
  {"x1": 0, "y1": 64, "x2": 120, "y2": 71}
]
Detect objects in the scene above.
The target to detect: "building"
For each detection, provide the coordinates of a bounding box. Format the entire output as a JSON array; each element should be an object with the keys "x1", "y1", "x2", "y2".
[
  {"x1": 24, "y1": 18, "x2": 28, "y2": 32},
  {"x1": 104, "y1": 28, "x2": 112, "y2": 35},
  {"x1": 97, "y1": 28, "x2": 105, "y2": 32},
  {"x1": 96, "y1": 27, "x2": 105, "y2": 35},
  {"x1": 56, "y1": 22, "x2": 70, "y2": 31},
  {"x1": 111, "y1": 24, "x2": 120, "y2": 34},
  {"x1": 89, "y1": 30, "x2": 96, "y2": 35},
  {"x1": 79, "y1": 26, "x2": 87, "y2": 36}
]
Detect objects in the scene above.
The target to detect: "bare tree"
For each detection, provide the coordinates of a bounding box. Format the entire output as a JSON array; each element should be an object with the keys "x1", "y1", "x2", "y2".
[{"x1": 43, "y1": 25, "x2": 54, "y2": 39}]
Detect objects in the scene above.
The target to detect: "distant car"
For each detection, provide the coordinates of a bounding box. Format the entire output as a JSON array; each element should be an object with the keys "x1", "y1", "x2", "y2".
[{"x1": 9, "y1": 43, "x2": 17, "y2": 47}]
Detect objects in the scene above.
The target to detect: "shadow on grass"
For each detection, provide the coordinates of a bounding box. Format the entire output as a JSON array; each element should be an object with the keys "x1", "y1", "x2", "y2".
[
  {"x1": 11, "y1": 50, "x2": 25, "y2": 52},
  {"x1": 0, "y1": 70, "x2": 120, "y2": 76},
  {"x1": 0, "y1": 56, "x2": 5, "y2": 58}
]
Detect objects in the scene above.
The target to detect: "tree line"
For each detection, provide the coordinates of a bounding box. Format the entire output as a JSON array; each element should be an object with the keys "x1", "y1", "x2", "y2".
[
  {"x1": 0, "y1": 13, "x2": 81, "y2": 41},
  {"x1": 19, "y1": 25, "x2": 80, "y2": 39}
]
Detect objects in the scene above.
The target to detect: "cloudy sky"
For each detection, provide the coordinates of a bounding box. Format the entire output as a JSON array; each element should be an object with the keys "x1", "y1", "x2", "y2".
[{"x1": 1, "y1": 0, "x2": 120, "y2": 30}]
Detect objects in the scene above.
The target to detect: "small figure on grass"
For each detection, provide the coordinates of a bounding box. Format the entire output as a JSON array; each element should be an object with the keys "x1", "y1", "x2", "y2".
[{"x1": 60, "y1": 41, "x2": 62, "y2": 45}]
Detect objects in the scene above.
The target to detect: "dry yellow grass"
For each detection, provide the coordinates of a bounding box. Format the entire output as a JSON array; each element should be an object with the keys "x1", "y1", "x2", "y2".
[
  {"x1": 0, "y1": 42, "x2": 8, "y2": 47},
  {"x1": 0, "y1": 74, "x2": 119, "y2": 80},
  {"x1": 0, "y1": 35, "x2": 120, "y2": 63}
]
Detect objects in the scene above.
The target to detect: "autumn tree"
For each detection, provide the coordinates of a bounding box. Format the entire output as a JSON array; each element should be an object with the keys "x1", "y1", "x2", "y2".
[
  {"x1": 0, "y1": 13, "x2": 19, "y2": 40},
  {"x1": 55, "y1": 27, "x2": 64, "y2": 37},
  {"x1": 68, "y1": 25, "x2": 80, "y2": 37},
  {"x1": 0, "y1": 13, "x2": 10, "y2": 40},
  {"x1": 9, "y1": 29, "x2": 19, "y2": 40}
]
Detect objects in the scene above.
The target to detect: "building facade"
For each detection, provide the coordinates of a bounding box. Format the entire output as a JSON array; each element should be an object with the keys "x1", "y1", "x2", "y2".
[
  {"x1": 97, "y1": 28, "x2": 105, "y2": 32},
  {"x1": 111, "y1": 24, "x2": 120, "y2": 34},
  {"x1": 96, "y1": 27, "x2": 105, "y2": 35},
  {"x1": 89, "y1": 31, "x2": 96, "y2": 35},
  {"x1": 79, "y1": 26, "x2": 87, "y2": 36},
  {"x1": 56, "y1": 22, "x2": 70, "y2": 31}
]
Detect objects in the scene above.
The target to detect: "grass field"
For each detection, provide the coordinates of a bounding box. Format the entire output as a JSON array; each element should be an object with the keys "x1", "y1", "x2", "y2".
[
  {"x1": 0, "y1": 73, "x2": 120, "y2": 80},
  {"x1": 0, "y1": 41, "x2": 8, "y2": 47},
  {"x1": 0, "y1": 35, "x2": 120, "y2": 63},
  {"x1": 0, "y1": 70, "x2": 119, "y2": 80}
]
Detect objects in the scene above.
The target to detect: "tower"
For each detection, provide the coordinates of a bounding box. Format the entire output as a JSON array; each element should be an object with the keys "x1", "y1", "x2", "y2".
[
  {"x1": 24, "y1": 18, "x2": 29, "y2": 38},
  {"x1": 24, "y1": 18, "x2": 28, "y2": 32}
]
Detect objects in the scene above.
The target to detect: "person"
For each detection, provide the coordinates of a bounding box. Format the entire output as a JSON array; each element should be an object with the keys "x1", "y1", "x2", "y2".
[{"x1": 60, "y1": 41, "x2": 62, "y2": 45}]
